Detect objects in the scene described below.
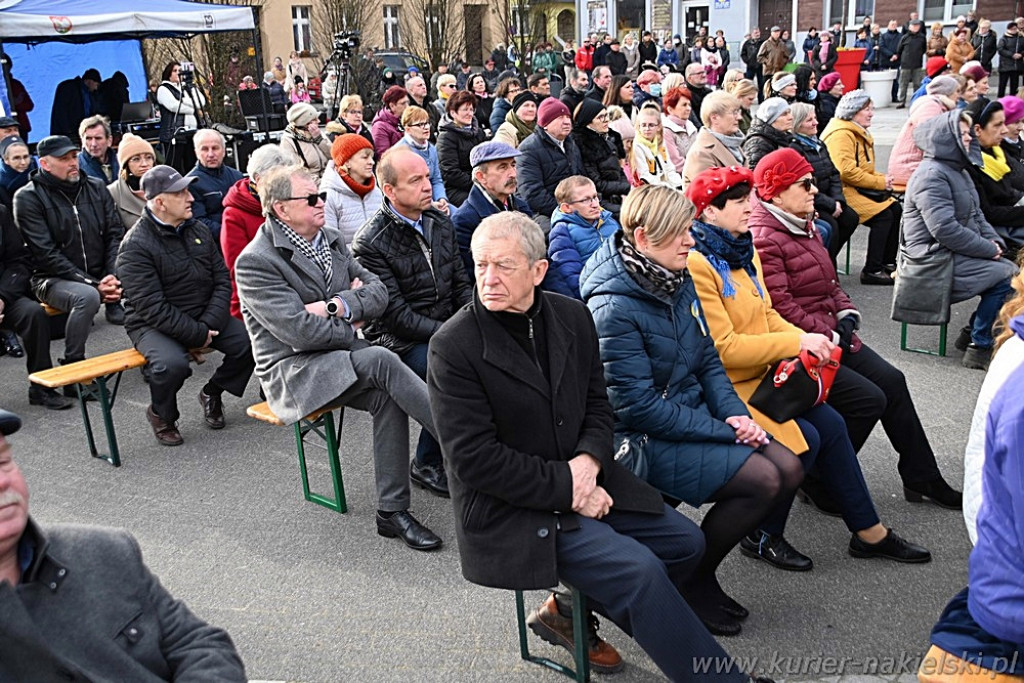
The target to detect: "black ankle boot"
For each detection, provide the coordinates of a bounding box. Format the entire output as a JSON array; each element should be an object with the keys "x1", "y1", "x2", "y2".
[{"x1": 904, "y1": 477, "x2": 963, "y2": 510}]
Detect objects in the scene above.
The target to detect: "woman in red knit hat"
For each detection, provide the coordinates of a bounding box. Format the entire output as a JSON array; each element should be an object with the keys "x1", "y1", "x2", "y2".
[{"x1": 321, "y1": 133, "x2": 383, "y2": 246}]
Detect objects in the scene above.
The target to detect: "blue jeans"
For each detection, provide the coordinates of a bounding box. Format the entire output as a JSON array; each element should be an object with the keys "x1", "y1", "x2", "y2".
[
  {"x1": 971, "y1": 278, "x2": 1014, "y2": 349},
  {"x1": 399, "y1": 342, "x2": 444, "y2": 467}
]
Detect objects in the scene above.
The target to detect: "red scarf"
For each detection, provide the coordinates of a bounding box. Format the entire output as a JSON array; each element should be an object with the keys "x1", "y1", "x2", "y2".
[{"x1": 339, "y1": 170, "x2": 376, "y2": 198}]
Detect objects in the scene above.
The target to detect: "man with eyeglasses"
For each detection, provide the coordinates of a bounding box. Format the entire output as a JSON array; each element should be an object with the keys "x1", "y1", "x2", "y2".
[
  {"x1": 235, "y1": 164, "x2": 444, "y2": 552},
  {"x1": 116, "y1": 165, "x2": 254, "y2": 446},
  {"x1": 684, "y1": 63, "x2": 712, "y2": 129}
]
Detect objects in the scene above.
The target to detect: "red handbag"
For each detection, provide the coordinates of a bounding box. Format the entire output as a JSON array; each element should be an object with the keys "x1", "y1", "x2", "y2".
[{"x1": 748, "y1": 348, "x2": 843, "y2": 423}]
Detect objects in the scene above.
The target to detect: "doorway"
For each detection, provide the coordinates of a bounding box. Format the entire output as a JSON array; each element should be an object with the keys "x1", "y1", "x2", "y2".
[
  {"x1": 757, "y1": 0, "x2": 791, "y2": 34},
  {"x1": 680, "y1": 3, "x2": 709, "y2": 43}
]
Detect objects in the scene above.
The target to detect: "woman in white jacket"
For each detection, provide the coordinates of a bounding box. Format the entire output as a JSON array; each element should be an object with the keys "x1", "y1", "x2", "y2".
[
  {"x1": 155, "y1": 61, "x2": 206, "y2": 153},
  {"x1": 630, "y1": 104, "x2": 684, "y2": 190},
  {"x1": 320, "y1": 133, "x2": 383, "y2": 246}
]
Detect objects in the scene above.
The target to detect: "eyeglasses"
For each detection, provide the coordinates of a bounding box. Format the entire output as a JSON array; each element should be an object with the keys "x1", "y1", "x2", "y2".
[
  {"x1": 594, "y1": 113, "x2": 609, "y2": 121},
  {"x1": 442, "y1": 83, "x2": 457, "y2": 89},
  {"x1": 344, "y1": 109, "x2": 362, "y2": 115},
  {"x1": 283, "y1": 192, "x2": 327, "y2": 206},
  {"x1": 408, "y1": 121, "x2": 431, "y2": 128},
  {"x1": 638, "y1": 122, "x2": 660, "y2": 129},
  {"x1": 797, "y1": 178, "x2": 816, "y2": 192},
  {"x1": 569, "y1": 195, "x2": 601, "y2": 205}
]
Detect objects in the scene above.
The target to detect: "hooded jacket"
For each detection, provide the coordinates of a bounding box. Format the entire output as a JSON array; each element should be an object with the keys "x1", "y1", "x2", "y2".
[{"x1": 545, "y1": 207, "x2": 620, "y2": 299}]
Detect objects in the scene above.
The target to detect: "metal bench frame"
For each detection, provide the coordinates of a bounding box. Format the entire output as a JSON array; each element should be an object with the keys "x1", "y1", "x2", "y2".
[{"x1": 514, "y1": 587, "x2": 590, "y2": 682}]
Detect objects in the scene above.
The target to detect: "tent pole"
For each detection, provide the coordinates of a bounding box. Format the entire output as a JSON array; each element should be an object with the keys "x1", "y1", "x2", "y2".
[
  {"x1": 0, "y1": 41, "x2": 13, "y2": 117},
  {"x1": 250, "y1": 8, "x2": 264, "y2": 83}
]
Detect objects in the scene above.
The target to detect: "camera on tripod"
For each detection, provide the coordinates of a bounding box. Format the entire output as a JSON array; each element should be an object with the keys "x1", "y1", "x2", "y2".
[
  {"x1": 179, "y1": 61, "x2": 196, "y2": 86},
  {"x1": 332, "y1": 31, "x2": 361, "y2": 59}
]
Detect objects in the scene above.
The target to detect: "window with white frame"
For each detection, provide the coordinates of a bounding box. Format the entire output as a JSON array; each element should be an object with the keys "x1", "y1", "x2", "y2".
[
  {"x1": 511, "y1": 4, "x2": 532, "y2": 37},
  {"x1": 425, "y1": 6, "x2": 442, "y2": 49},
  {"x1": 384, "y1": 6, "x2": 401, "y2": 49},
  {"x1": 292, "y1": 6, "x2": 312, "y2": 53},
  {"x1": 922, "y1": 0, "x2": 973, "y2": 23},
  {"x1": 829, "y1": 0, "x2": 875, "y2": 27}
]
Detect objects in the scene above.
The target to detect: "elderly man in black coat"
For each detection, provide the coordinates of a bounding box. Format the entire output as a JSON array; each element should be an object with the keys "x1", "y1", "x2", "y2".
[
  {"x1": 427, "y1": 212, "x2": 749, "y2": 682},
  {"x1": 116, "y1": 166, "x2": 254, "y2": 447}
]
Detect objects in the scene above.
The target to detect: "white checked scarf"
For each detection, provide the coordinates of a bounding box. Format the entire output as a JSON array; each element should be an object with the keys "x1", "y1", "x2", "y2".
[{"x1": 273, "y1": 216, "x2": 333, "y2": 284}]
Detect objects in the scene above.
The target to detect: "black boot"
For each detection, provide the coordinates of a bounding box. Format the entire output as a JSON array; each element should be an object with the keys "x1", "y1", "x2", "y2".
[
  {"x1": 904, "y1": 477, "x2": 963, "y2": 510},
  {"x1": 2, "y1": 330, "x2": 24, "y2": 358}
]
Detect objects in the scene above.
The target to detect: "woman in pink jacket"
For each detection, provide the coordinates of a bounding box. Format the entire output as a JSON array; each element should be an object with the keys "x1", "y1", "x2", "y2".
[{"x1": 887, "y1": 75, "x2": 959, "y2": 186}]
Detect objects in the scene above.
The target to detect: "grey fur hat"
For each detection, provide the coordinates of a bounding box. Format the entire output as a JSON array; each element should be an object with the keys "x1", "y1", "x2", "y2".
[{"x1": 834, "y1": 89, "x2": 871, "y2": 120}]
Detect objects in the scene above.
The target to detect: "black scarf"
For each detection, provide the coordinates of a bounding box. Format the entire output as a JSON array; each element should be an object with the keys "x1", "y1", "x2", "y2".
[{"x1": 618, "y1": 235, "x2": 686, "y2": 298}]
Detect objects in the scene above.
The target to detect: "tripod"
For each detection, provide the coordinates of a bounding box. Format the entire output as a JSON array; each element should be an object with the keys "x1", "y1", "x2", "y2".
[{"x1": 320, "y1": 48, "x2": 354, "y2": 120}]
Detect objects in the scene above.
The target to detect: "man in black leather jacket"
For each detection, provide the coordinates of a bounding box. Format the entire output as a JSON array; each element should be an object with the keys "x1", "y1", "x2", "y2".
[{"x1": 351, "y1": 147, "x2": 472, "y2": 497}]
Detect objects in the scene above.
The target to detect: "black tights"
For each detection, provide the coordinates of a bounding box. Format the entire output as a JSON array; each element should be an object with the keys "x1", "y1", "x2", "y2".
[{"x1": 683, "y1": 441, "x2": 802, "y2": 611}]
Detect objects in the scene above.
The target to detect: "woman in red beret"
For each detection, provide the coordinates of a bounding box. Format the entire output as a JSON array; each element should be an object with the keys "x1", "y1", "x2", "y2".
[
  {"x1": 686, "y1": 165, "x2": 931, "y2": 572},
  {"x1": 748, "y1": 149, "x2": 963, "y2": 512}
]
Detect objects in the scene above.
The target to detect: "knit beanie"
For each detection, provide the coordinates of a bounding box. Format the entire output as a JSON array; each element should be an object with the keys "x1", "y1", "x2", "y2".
[
  {"x1": 817, "y1": 72, "x2": 841, "y2": 93},
  {"x1": 753, "y1": 148, "x2": 814, "y2": 200},
  {"x1": 573, "y1": 98, "x2": 605, "y2": 128},
  {"x1": 756, "y1": 97, "x2": 791, "y2": 124},
  {"x1": 1001, "y1": 96, "x2": 1024, "y2": 126},
  {"x1": 0, "y1": 135, "x2": 28, "y2": 161},
  {"x1": 331, "y1": 133, "x2": 373, "y2": 168},
  {"x1": 116, "y1": 133, "x2": 155, "y2": 168},
  {"x1": 537, "y1": 98, "x2": 571, "y2": 128},
  {"x1": 287, "y1": 102, "x2": 319, "y2": 127},
  {"x1": 511, "y1": 91, "x2": 537, "y2": 114},
  {"x1": 925, "y1": 75, "x2": 959, "y2": 97},
  {"x1": 834, "y1": 90, "x2": 871, "y2": 121}
]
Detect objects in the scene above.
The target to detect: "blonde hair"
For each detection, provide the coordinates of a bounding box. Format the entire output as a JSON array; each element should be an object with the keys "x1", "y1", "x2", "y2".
[
  {"x1": 721, "y1": 69, "x2": 746, "y2": 91},
  {"x1": 701, "y1": 91, "x2": 741, "y2": 127},
  {"x1": 662, "y1": 72, "x2": 685, "y2": 93},
  {"x1": 554, "y1": 175, "x2": 596, "y2": 204},
  {"x1": 619, "y1": 184, "x2": 696, "y2": 247},
  {"x1": 401, "y1": 105, "x2": 429, "y2": 127},
  {"x1": 437, "y1": 74, "x2": 457, "y2": 94},
  {"x1": 726, "y1": 78, "x2": 758, "y2": 101},
  {"x1": 995, "y1": 252, "x2": 1024, "y2": 351},
  {"x1": 338, "y1": 94, "x2": 363, "y2": 115}
]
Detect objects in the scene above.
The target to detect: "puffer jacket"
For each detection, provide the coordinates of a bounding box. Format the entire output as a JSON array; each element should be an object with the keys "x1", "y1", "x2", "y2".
[
  {"x1": 580, "y1": 234, "x2": 752, "y2": 505},
  {"x1": 970, "y1": 30, "x2": 998, "y2": 72},
  {"x1": 14, "y1": 170, "x2": 124, "y2": 296},
  {"x1": 789, "y1": 133, "x2": 847, "y2": 219},
  {"x1": 545, "y1": 208, "x2": 620, "y2": 299},
  {"x1": 966, "y1": 147, "x2": 1024, "y2": 236},
  {"x1": 320, "y1": 162, "x2": 384, "y2": 247},
  {"x1": 221, "y1": 178, "x2": 264, "y2": 320},
  {"x1": 185, "y1": 162, "x2": 244, "y2": 239},
  {"x1": 887, "y1": 94, "x2": 952, "y2": 185},
  {"x1": 815, "y1": 92, "x2": 839, "y2": 135},
  {"x1": 821, "y1": 117, "x2": 894, "y2": 222},
  {"x1": 944, "y1": 39, "x2": 975, "y2": 74},
  {"x1": 517, "y1": 127, "x2": 584, "y2": 217},
  {"x1": 350, "y1": 201, "x2": 472, "y2": 354},
  {"x1": 749, "y1": 199, "x2": 862, "y2": 351},
  {"x1": 436, "y1": 119, "x2": 487, "y2": 207},
  {"x1": 573, "y1": 126, "x2": 629, "y2": 216},
  {"x1": 742, "y1": 118, "x2": 794, "y2": 170},
  {"x1": 370, "y1": 107, "x2": 404, "y2": 157},
  {"x1": 903, "y1": 111, "x2": 1018, "y2": 303},
  {"x1": 116, "y1": 211, "x2": 232, "y2": 349}
]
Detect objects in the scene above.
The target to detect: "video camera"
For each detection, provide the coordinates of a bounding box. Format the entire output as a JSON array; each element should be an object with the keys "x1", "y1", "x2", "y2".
[
  {"x1": 179, "y1": 61, "x2": 196, "y2": 86},
  {"x1": 333, "y1": 31, "x2": 361, "y2": 59}
]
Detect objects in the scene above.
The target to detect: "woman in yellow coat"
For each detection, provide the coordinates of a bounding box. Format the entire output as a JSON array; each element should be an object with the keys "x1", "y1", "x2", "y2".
[
  {"x1": 686, "y1": 163, "x2": 930, "y2": 572},
  {"x1": 821, "y1": 90, "x2": 901, "y2": 285}
]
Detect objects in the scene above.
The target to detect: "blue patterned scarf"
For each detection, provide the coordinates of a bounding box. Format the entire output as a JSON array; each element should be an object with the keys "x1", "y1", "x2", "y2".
[{"x1": 690, "y1": 219, "x2": 763, "y2": 299}]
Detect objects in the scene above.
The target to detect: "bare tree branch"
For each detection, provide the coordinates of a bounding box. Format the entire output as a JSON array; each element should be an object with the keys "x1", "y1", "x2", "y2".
[{"x1": 399, "y1": 0, "x2": 466, "y2": 71}]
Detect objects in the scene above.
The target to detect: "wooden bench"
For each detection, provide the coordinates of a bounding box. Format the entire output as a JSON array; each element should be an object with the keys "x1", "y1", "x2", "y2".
[
  {"x1": 247, "y1": 401, "x2": 348, "y2": 514},
  {"x1": 41, "y1": 303, "x2": 63, "y2": 316},
  {"x1": 29, "y1": 347, "x2": 210, "y2": 467}
]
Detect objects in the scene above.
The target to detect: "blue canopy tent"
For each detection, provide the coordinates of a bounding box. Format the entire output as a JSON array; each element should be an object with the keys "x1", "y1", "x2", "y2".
[{"x1": 0, "y1": 0, "x2": 256, "y2": 141}]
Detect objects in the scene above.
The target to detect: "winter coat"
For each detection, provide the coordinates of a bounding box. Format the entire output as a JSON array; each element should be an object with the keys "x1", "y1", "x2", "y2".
[
  {"x1": 749, "y1": 199, "x2": 863, "y2": 351},
  {"x1": 927, "y1": 32, "x2": 949, "y2": 58},
  {"x1": 77, "y1": 149, "x2": 119, "y2": 184},
  {"x1": 638, "y1": 39, "x2": 658, "y2": 65},
  {"x1": 436, "y1": 119, "x2": 487, "y2": 207},
  {"x1": 394, "y1": 137, "x2": 447, "y2": 202},
  {"x1": 802, "y1": 35, "x2": 820, "y2": 63},
  {"x1": 971, "y1": 148, "x2": 1024, "y2": 236},
  {"x1": 450, "y1": 184, "x2": 532, "y2": 275},
  {"x1": 896, "y1": 31, "x2": 927, "y2": 69},
  {"x1": 998, "y1": 32, "x2": 1024, "y2": 73},
  {"x1": 155, "y1": 81, "x2": 205, "y2": 145},
  {"x1": 280, "y1": 128, "x2": 332, "y2": 185},
  {"x1": 816, "y1": 92, "x2": 839, "y2": 135},
  {"x1": 682, "y1": 127, "x2": 744, "y2": 187},
  {"x1": 657, "y1": 48, "x2": 679, "y2": 69},
  {"x1": 545, "y1": 208, "x2": 620, "y2": 299},
  {"x1": 970, "y1": 30, "x2": 998, "y2": 72},
  {"x1": 320, "y1": 162, "x2": 384, "y2": 247},
  {"x1": 186, "y1": 162, "x2": 244, "y2": 240},
  {"x1": 474, "y1": 96, "x2": 495, "y2": 133},
  {"x1": 688, "y1": 249, "x2": 808, "y2": 454},
  {"x1": 0, "y1": 157, "x2": 35, "y2": 202},
  {"x1": 945, "y1": 39, "x2": 976, "y2": 74},
  {"x1": 742, "y1": 118, "x2": 794, "y2": 170},
  {"x1": 350, "y1": 201, "x2": 471, "y2": 354},
  {"x1": 337, "y1": 119, "x2": 376, "y2": 157},
  {"x1": 0, "y1": 519, "x2": 246, "y2": 683},
  {"x1": 821, "y1": 117, "x2": 894, "y2": 222},
  {"x1": 811, "y1": 42, "x2": 838, "y2": 75},
  {"x1": 757, "y1": 37, "x2": 790, "y2": 75},
  {"x1": 887, "y1": 95, "x2": 952, "y2": 185},
  {"x1": 116, "y1": 211, "x2": 232, "y2": 349},
  {"x1": 789, "y1": 133, "x2": 848, "y2": 219},
  {"x1": 878, "y1": 29, "x2": 902, "y2": 65},
  {"x1": 426, "y1": 289, "x2": 664, "y2": 590},
  {"x1": 517, "y1": 128, "x2": 584, "y2": 217},
  {"x1": 107, "y1": 176, "x2": 147, "y2": 233},
  {"x1": 663, "y1": 115, "x2": 698, "y2": 174},
  {"x1": 623, "y1": 43, "x2": 641, "y2": 78},
  {"x1": 221, "y1": 178, "x2": 265, "y2": 320},
  {"x1": 740, "y1": 37, "x2": 763, "y2": 68},
  {"x1": 580, "y1": 234, "x2": 754, "y2": 505},
  {"x1": 14, "y1": 170, "x2": 124, "y2": 296},
  {"x1": 0, "y1": 205, "x2": 32, "y2": 308},
  {"x1": 607, "y1": 50, "x2": 628, "y2": 76},
  {"x1": 632, "y1": 138, "x2": 684, "y2": 189},
  {"x1": 573, "y1": 127, "x2": 630, "y2": 215},
  {"x1": 489, "y1": 97, "x2": 512, "y2": 133},
  {"x1": 901, "y1": 111, "x2": 1017, "y2": 303},
  {"x1": 575, "y1": 44, "x2": 595, "y2": 71},
  {"x1": 370, "y1": 107, "x2": 404, "y2": 158}
]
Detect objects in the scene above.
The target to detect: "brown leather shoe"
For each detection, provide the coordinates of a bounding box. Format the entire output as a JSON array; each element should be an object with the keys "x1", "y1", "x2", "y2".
[
  {"x1": 146, "y1": 405, "x2": 183, "y2": 446},
  {"x1": 198, "y1": 389, "x2": 225, "y2": 429},
  {"x1": 526, "y1": 593, "x2": 624, "y2": 673}
]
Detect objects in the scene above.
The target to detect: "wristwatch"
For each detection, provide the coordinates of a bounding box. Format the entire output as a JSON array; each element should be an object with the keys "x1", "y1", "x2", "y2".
[{"x1": 325, "y1": 297, "x2": 342, "y2": 318}]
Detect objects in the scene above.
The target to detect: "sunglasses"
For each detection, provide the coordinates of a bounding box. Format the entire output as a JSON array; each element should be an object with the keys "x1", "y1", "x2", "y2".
[
  {"x1": 284, "y1": 192, "x2": 327, "y2": 206},
  {"x1": 797, "y1": 178, "x2": 816, "y2": 192}
]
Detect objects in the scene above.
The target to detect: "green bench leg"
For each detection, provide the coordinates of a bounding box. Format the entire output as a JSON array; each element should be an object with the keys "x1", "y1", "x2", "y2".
[
  {"x1": 900, "y1": 322, "x2": 948, "y2": 357},
  {"x1": 295, "y1": 408, "x2": 347, "y2": 513},
  {"x1": 836, "y1": 239, "x2": 852, "y2": 276},
  {"x1": 76, "y1": 373, "x2": 124, "y2": 467},
  {"x1": 516, "y1": 588, "x2": 590, "y2": 682}
]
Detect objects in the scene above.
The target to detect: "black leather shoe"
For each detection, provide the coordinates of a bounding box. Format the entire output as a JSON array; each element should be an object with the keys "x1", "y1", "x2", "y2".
[
  {"x1": 198, "y1": 389, "x2": 225, "y2": 429},
  {"x1": 146, "y1": 405, "x2": 184, "y2": 447},
  {"x1": 954, "y1": 326, "x2": 972, "y2": 352},
  {"x1": 697, "y1": 610, "x2": 742, "y2": 637},
  {"x1": 2, "y1": 330, "x2": 24, "y2": 358},
  {"x1": 882, "y1": 263, "x2": 897, "y2": 274},
  {"x1": 376, "y1": 510, "x2": 442, "y2": 551},
  {"x1": 796, "y1": 477, "x2": 842, "y2": 517},
  {"x1": 719, "y1": 593, "x2": 749, "y2": 621},
  {"x1": 962, "y1": 344, "x2": 992, "y2": 370},
  {"x1": 740, "y1": 531, "x2": 814, "y2": 571},
  {"x1": 28, "y1": 385, "x2": 73, "y2": 411},
  {"x1": 105, "y1": 303, "x2": 125, "y2": 325},
  {"x1": 848, "y1": 528, "x2": 931, "y2": 563},
  {"x1": 904, "y1": 478, "x2": 963, "y2": 510},
  {"x1": 860, "y1": 269, "x2": 895, "y2": 286},
  {"x1": 410, "y1": 460, "x2": 450, "y2": 498}
]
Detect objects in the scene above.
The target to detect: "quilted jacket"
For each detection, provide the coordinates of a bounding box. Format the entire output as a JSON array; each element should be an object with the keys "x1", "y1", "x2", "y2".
[
  {"x1": 742, "y1": 118, "x2": 794, "y2": 170},
  {"x1": 350, "y1": 200, "x2": 472, "y2": 354},
  {"x1": 789, "y1": 133, "x2": 848, "y2": 218},
  {"x1": 517, "y1": 127, "x2": 584, "y2": 217},
  {"x1": 545, "y1": 208, "x2": 620, "y2": 299},
  {"x1": 821, "y1": 117, "x2": 895, "y2": 223}
]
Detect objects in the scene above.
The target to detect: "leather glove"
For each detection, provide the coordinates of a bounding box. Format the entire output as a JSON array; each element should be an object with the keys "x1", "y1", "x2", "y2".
[{"x1": 836, "y1": 316, "x2": 856, "y2": 352}]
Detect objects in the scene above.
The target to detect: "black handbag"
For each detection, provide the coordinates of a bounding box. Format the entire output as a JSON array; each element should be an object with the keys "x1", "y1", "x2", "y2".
[
  {"x1": 614, "y1": 432, "x2": 649, "y2": 480},
  {"x1": 748, "y1": 348, "x2": 843, "y2": 423},
  {"x1": 890, "y1": 243, "x2": 955, "y2": 326},
  {"x1": 855, "y1": 186, "x2": 892, "y2": 203}
]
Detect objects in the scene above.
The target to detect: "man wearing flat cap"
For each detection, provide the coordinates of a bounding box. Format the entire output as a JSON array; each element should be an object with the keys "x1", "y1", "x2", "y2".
[
  {"x1": 116, "y1": 165, "x2": 254, "y2": 446},
  {"x1": 0, "y1": 408, "x2": 248, "y2": 680},
  {"x1": 757, "y1": 26, "x2": 789, "y2": 78},
  {"x1": 14, "y1": 134, "x2": 125, "y2": 375},
  {"x1": 350, "y1": 147, "x2": 472, "y2": 498},
  {"x1": 0, "y1": 116, "x2": 19, "y2": 141},
  {"x1": 451, "y1": 140, "x2": 533, "y2": 275}
]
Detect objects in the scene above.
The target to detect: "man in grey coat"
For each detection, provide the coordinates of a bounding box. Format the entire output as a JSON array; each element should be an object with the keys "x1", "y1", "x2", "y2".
[
  {"x1": 0, "y1": 408, "x2": 247, "y2": 681},
  {"x1": 234, "y1": 165, "x2": 443, "y2": 551}
]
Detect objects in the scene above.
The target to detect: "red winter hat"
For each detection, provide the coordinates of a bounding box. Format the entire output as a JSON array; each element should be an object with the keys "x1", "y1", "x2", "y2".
[
  {"x1": 926, "y1": 56, "x2": 949, "y2": 78},
  {"x1": 331, "y1": 133, "x2": 373, "y2": 167},
  {"x1": 537, "y1": 98, "x2": 571, "y2": 127},
  {"x1": 754, "y1": 149, "x2": 814, "y2": 201},
  {"x1": 685, "y1": 165, "x2": 754, "y2": 217}
]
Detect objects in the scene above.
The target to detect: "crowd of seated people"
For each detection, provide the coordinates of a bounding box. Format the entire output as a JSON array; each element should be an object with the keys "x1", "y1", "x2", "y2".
[{"x1": 3, "y1": 39, "x2": 1024, "y2": 679}]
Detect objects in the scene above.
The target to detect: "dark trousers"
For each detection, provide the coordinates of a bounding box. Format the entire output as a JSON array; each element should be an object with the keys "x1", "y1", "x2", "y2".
[
  {"x1": 863, "y1": 202, "x2": 900, "y2": 274},
  {"x1": 828, "y1": 342, "x2": 941, "y2": 485},
  {"x1": 399, "y1": 342, "x2": 444, "y2": 468},
  {"x1": 556, "y1": 505, "x2": 745, "y2": 682},
  {"x1": 971, "y1": 278, "x2": 1014, "y2": 348},
  {"x1": 2, "y1": 295, "x2": 54, "y2": 374},
  {"x1": 130, "y1": 316, "x2": 254, "y2": 423},
  {"x1": 748, "y1": 64, "x2": 766, "y2": 102},
  {"x1": 997, "y1": 71, "x2": 1021, "y2": 98},
  {"x1": 821, "y1": 203, "x2": 861, "y2": 261}
]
